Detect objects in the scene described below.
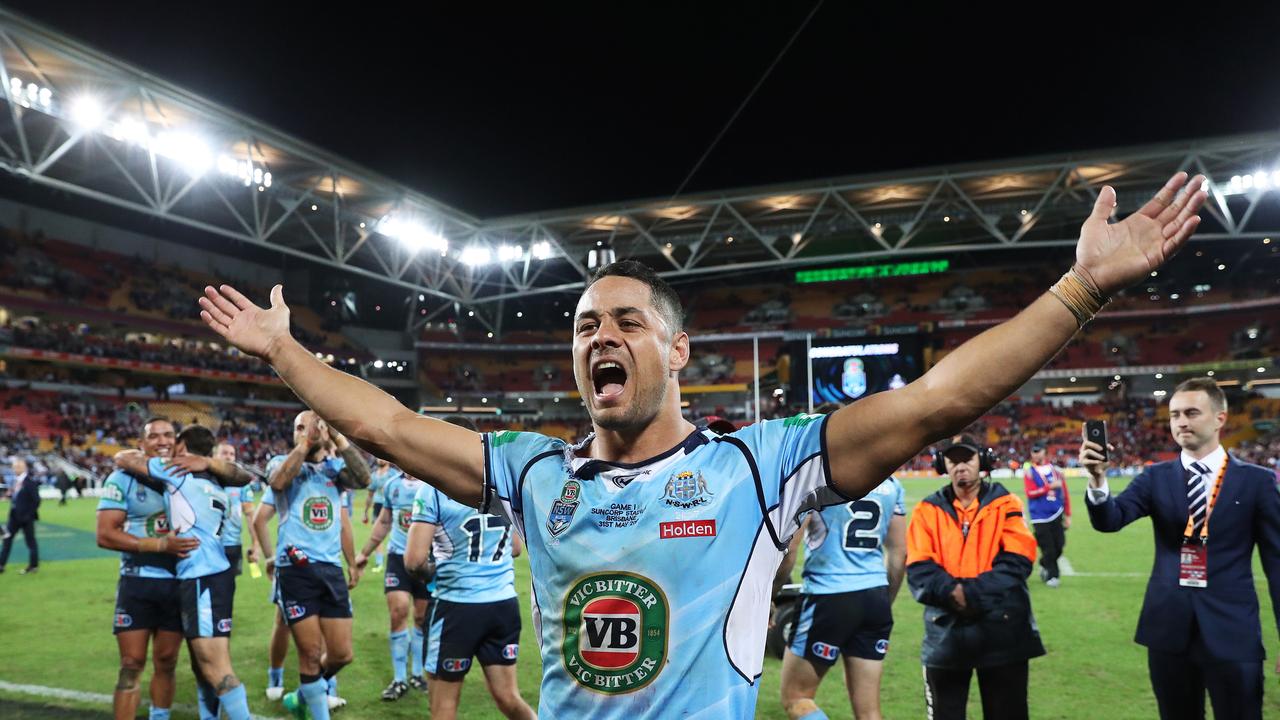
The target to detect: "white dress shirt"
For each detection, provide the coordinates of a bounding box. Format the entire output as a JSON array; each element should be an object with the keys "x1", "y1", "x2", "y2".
[{"x1": 1085, "y1": 444, "x2": 1227, "y2": 504}]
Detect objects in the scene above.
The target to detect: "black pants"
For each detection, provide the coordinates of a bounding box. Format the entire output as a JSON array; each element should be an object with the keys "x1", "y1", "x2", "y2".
[
  {"x1": 1032, "y1": 516, "x2": 1065, "y2": 580},
  {"x1": 1148, "y1": 637, "x2": 1263, "y2": 720},
  {"x1": 0, "y1": 518, "x2": 38, "y2": 569},
  {"x1": 924, "y1": 661, "x2": 1028, "y2": 720}
]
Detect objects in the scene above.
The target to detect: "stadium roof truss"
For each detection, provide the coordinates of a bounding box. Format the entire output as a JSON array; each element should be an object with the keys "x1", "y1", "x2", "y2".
[{"x1": 3, "y1": 8, "x2": 1280, "y2": 335}]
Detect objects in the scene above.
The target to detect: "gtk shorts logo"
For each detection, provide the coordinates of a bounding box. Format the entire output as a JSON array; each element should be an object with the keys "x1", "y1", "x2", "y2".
[
  {"x1": 285, "y1": 604, "x2": 306, "y2": 620},
  {"x1": 385, "y1": 574, "x2": 401, "y2": 588},
  {"x1": 562, "y1": 571, "x2": 668, "y2": 695},
  {"x1": 217, "y1": 619, "x2": 233, "y2": 633},
  {"x1": 812, "y1": 642, "x2": 839, "y2": 661},
  {"x1": 442, "y1": 658, "x2": 471, "y2": 673},
  {"x1": 114, "y1": 613, "x2": 133, "y2": 628},
  {"x1": 875, "y1": 639, "x2": 890, "y2": 655},
  {"x1": 502, "y1": 644, "x2": 519, "y2": 660}
]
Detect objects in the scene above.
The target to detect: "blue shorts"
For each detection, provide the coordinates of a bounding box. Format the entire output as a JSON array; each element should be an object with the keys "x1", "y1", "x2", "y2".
[
  {"x1": 788, "y1": 587, "x2": 893, "y2": 665},
  {"x1": 384, "y1": 553, "x2": 431, "y2": 600},
  {"x1": 276, "y1": 563, "x2": 352, "y2": 625},
  {"x1": 113, "y1": 575, "x2": 181, "y2": 635},
  {"x1": 425, "y1": 597, "x2": 520, "y2": 680},
  {"x1": 178, "y1": 569, "x2": 236, "y2": 639}
]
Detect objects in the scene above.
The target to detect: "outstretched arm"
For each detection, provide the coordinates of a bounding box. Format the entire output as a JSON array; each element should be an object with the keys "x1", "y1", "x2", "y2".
[
  {"x1": 826, "y1": 174, "x2": 1205, "y2": 498},
  {"x1": 198, "y1": 285, "x2": 484, "y2": 505}
]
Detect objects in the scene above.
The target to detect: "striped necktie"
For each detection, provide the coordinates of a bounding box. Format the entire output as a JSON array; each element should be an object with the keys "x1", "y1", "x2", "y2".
[{"x1": 1187, "y1": 461, "x2": 1211, "y2": 538}]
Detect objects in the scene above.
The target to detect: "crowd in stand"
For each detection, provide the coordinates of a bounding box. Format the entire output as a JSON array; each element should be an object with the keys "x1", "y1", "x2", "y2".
[{"x1": 3, "y1": 320, "x2": 273, "y2": 375}]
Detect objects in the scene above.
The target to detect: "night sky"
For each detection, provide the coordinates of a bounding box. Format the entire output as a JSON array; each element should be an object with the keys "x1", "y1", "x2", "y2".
[{"x1": 8, "y1": 2, "x2": 1280, "y2": 217}]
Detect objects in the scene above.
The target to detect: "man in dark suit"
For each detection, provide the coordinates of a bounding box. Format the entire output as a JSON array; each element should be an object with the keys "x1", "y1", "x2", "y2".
[
  {"x1": 0, "y1": 456, "x2": 40, "y2": 574},
  {"x1": 1081, "y1": 376, "x2": 1280, "y2": 719}
]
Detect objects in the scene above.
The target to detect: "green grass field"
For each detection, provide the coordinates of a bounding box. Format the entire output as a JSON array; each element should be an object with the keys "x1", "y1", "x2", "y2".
[{"x1": 2, "y1": 476, "x2": 1278, "y2": 719}]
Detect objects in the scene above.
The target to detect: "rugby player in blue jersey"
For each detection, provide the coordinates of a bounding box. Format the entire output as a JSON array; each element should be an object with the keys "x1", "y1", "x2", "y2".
[
  {"x1": 257, "y1": 410, "x2": 369, "y2": 720},
  {"x1": 774, "y1": 471, "x2": 906, "y2": 720},
  {"x1": 96, "y1": 417, "x2": 196, "y2": 720},
  {"x1": 198, "y1": 173, "x2": 1206, "y2": 718},
  {"x1": 253, "y1": 472, "x2": 359, "y2": 710},
  {"x1": 115, "y1": 425, "x2": 258, "y2": 720},
  {"x1": 363, "y1": 458, "x2": 399, "y2": 572},
  {"x1": 355, "y1": 461, "x2": 433, "y2": 700},
  {"x1": 215, "y1": 442, "x2": 258, "y2": 576},
  {"x1": 403, "y1": 417, "x2": 535, "y2": 720}
]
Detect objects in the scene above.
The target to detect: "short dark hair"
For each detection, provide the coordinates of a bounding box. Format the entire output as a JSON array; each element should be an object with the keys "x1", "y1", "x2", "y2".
[
  {"x1": 442, "y1": 415, "x2": 478, "y2": 432},
  {"x1": 176, "y1": 425, "x2": 216, "y2": 457},
  {"x1": 141, "y1": 417, "x2": 173, "y2": 434},
  {"x1": 587, "y1": 260, "x2": 684, "y2": 335},
  {"x1": 1173, "y1": 377, "x2": 1227, "y2": 412}
]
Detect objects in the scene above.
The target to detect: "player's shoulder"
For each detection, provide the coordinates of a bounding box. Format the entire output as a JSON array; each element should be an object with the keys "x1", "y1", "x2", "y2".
[
  {"x1": 489, "y1": 429, "x2": 564, "y2": 451},
  {"x1": 104, "y1": 469, "x2": 133, "y2": 486}
]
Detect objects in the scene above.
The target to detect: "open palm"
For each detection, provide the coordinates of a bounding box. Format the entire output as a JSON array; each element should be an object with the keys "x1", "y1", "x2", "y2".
[
  {"x1": 198, "y1": 284, "x2": 292, "y2": 360},
  {"x1": 1075, "y1": 172, "x2": 1206, "y2": 296}
]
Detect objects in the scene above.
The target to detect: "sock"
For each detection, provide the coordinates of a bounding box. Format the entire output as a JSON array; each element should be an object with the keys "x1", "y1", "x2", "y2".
[
  {"x1": 148, "y1": 708, "x2": 171, "y2": 720},
  {"x1": 299, "y1": 678, "x2": 331, "y2": 720},
  {"x1": 390, "y1": 629, "x2": 410, "y2": 683},
  {"x1": 797, "y1": 710, "x2": 830, "y2": 720},
  {"x1": 195, "y1": 679, "x2": 220, "y2": 720},
  {"x1": 268, "y1": 665, "x2": 284, "y2": 688},
  {"x1": 410, "y1": 627, "x2": 425, "y2": 678},
  {"x1": 217, "y1": 685, "x2": 251, "y2": 720},
  {"x1": 375, "y1": 551, "x2": 383, "y2": 566},
  {"x1": 327, "y1": 675, "x2": 338, "y2": 696}
]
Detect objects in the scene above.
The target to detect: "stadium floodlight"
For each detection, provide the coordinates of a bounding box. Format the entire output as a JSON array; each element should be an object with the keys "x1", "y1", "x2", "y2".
[
  {"x1": 69, "y1": 95, "x2": 106, "y2": 129},
  {"x1": 446, "y1": 397, "x2": 453, "y2": 403},
  {"x1": 531, "y1": 241, "x2": 554, "y2": 260},
  {"x1": 497, "y1": 244, "x2": 523, "y2": 263},
  {"x1": 460, "y1": 246, "x2": 492, "y2": 267},
  {"x1": 153, "y1": 131, "x2": 213, "y2": 176},
  {"x1": 378, "y1": 215, "x2": 447, "y2": 254},
  {"x1": 373, "y1": 360, "x2": 384, "y2": 369}
]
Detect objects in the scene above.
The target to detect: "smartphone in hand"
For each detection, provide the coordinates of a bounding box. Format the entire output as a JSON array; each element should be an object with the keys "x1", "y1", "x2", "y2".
[{"x1": 1085, "y1": 419, "x2": 1108, "y2": 461}]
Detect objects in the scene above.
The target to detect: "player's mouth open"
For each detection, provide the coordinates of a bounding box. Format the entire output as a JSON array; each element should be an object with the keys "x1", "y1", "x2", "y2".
[{"x1": 592, "y1": 360, "x2": 628, "y2": 400}]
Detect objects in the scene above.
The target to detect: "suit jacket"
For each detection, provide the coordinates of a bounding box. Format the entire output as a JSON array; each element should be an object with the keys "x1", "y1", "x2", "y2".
[
  {"x1": 1088, "y1": 456, "x2": 1280, "y2": 662},
  {"x1": 8, "y1": 474, "x2": 40, "y2": 525}
]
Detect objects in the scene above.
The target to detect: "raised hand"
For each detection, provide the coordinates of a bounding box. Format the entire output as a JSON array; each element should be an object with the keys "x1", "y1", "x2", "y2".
[
  {"x1": 1075, "y1": 172, "x2": 1207, "y2": 296},
  {"x1": 199, "y1": 284, "x2": 292, "y2": 361}
]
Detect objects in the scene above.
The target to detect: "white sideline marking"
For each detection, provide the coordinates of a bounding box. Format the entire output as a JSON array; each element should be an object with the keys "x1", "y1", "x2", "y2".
[
  {"x1": 1059, "y1": 557, "x2": 1075, "y2": 576},
  {"x1": 0, "y1": 679, "x2": 284, "y2": 720}
]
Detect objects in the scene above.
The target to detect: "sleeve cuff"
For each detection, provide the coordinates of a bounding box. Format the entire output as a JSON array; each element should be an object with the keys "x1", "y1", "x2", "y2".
[{"x1": 1086, "y1": 481, "x2": 1110, "y2": 504}]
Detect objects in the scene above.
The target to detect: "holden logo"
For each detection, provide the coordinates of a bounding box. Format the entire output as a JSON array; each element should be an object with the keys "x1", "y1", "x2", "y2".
[
  {"x1": 562, "y1": 572, "x2": 667, "y2": 694},
  {"x1": 303, "y1": 497, "x2": 334, "y2": 530}
]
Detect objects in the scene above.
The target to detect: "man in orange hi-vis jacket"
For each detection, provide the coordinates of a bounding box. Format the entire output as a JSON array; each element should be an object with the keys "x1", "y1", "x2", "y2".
[{"x1": 907, "y1": 434, "x2": 1045, "y2": 720}]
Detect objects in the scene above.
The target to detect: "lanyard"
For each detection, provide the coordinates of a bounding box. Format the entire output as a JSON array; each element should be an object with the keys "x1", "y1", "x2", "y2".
[{"x1": 1182, "y1": 459, "x2": 1228, "y2": 542}]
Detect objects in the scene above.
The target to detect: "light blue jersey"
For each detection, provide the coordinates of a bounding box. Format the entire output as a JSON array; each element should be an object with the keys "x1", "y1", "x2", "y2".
[
  {"x1": 412, "y1": 483, "x2": 515, "y2": 603},
  {"x1": 146, "y1": 457, "x2": 231, "y2": 580},
  {"x1": 483, "y1": 414, "x2": 840, "y2": 718},
  {"x1": 381, "y1": 472, "x2": 424, "y2": 555},
  {"x1": 800, "y1": 477, "x2": 905, "y2": 594},
  {"x1": 369, "y1": 465, "x2": 397, "y2": 501},
  {"x1": 222, "y1": 486, "x2": 244, "y2": 547},
  {"x1": 97, "y1": 469, "x2": 176, "y2": 579},
  {"x1": 265, "y1": 454, "x2": 347, "y2": 567}
]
